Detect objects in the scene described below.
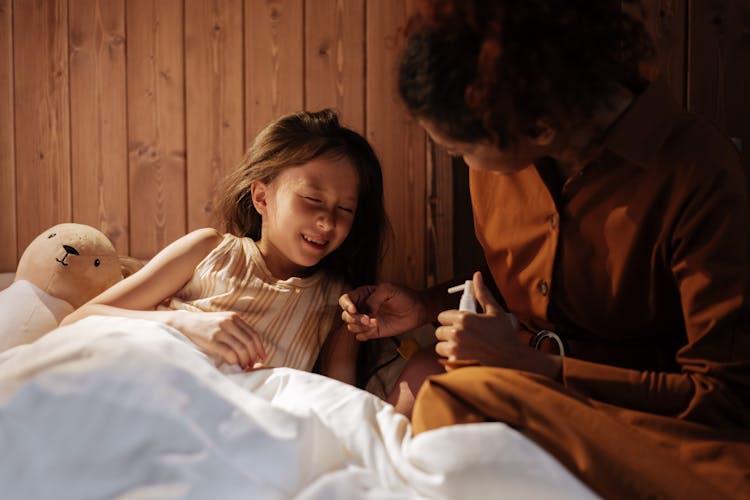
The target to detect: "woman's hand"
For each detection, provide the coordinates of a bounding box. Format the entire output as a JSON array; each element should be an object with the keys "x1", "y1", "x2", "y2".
[
  {"x1": 435, "y1": 272, "x2": 561, "y2": 379},
  {"x1": 339, "y1": 283, "x2": 428, "y2": 341},
  {"x1": 168, "y1": 310, "x2": 267, "y2": 369}
]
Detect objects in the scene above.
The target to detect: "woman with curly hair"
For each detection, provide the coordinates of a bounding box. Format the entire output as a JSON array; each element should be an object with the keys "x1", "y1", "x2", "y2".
[{"x1": 340, "y1": 0, "x2": 750, "y2": 497}]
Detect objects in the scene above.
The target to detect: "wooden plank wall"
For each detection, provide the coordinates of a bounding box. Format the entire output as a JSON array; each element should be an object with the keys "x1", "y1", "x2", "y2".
[
  {"x1": 632, "y1": 0, "x2": 748, "y2": 167},
  {"x1": 0, "y1": 0, "x2": 15, "y2": 269},
  {"x1": 687, "y1": 0, "x2": 750, "y2": 170},
  {"x1": 1, "y1": 0, "x2": 748, "y2": 289},
  {"x1": 0, "y1": 0, "x2": 426, "y2": 288}
]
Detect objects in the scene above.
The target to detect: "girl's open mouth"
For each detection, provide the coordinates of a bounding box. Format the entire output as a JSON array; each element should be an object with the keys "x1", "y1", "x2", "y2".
[{"x1": 302, "y1": 234, "x2": 327, "y2": 250}]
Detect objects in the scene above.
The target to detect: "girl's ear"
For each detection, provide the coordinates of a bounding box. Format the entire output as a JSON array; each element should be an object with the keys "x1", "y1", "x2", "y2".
[{"x1": 250, "y1": 181, "x2": 268, "y2": 215}]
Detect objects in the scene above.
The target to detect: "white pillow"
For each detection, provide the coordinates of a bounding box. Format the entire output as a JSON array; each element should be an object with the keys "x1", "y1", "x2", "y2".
[{"x1": 0, "y1": 280, "x2": 74, "y2": 353}]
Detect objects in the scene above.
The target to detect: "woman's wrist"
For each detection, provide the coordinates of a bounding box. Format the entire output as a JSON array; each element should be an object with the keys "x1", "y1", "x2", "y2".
[{"x1": 531, "y1": 352, "x2": 563, "y2": 381}]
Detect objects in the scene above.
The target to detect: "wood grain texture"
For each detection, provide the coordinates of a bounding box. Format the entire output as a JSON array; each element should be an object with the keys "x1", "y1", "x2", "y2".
[
  {"x1": 636, "y1": 0, "x2": 687, "y2": 105},
  {"x1": 69, "y1": 0, "x2": 129, "y2": 253},
  {"x1": 426, "y1": 141, "x2": 453, "y2": 286},
  {"x1": 688, "y1": 0, "x2": 750, "y2": 170},
  {"x1": 13, "y1": 0, "x2": 71, "y2": 255},
  {"x1": 366, "y1": 0, "x2": 426, "y2": 287},
  {"x1": 305, "y1": 0, "x2": 365, "y2": 133},
  {"x1": 245, "y1": 0, "x2": 304, "y2": 144},
  {"x1": 185, "y1": 0, "x2": 245, "y2": 231},
  {"x1": 126, "y1": 0, "x2": 187, "y2": 259},
  {"x1": 0, "y1": 0, "x2": 15, "y2": 271}
]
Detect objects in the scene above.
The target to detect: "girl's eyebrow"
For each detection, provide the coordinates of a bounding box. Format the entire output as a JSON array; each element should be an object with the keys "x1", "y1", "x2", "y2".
[{"x1": 300, "y1": 184, "x2": 358, "y2": 203}]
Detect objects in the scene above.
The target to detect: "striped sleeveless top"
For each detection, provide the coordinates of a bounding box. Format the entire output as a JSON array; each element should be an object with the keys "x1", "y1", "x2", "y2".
[{"x1": 167, "y1": 233, "x2": 345, "y2": 371}]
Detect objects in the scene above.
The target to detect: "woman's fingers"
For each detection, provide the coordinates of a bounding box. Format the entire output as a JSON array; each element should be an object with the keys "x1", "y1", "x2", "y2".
[
  {"x1": 472, "y1": 271, "x2": 501, "y2": 315},
  {"x1": 434, "y1": 340, "x2": 453, "y2": 359},
  {"x1": 436, "y1": 309, "x2": 461, "y2": 325},
  {"x1": 341, "y1": 309, "x2": 379, "y2": 342},
  {"x1": 434, "y1": 324, "x2": 455, "y2": 342},
  {"x1": 434, "y1": 325, "x2": 456, "y2": 359},
  {"x1": 338, "y1": 286, "x2": 377, "y2": 313},
  {"x1": 341, "y1": 310, "x2": 376, "y2": 327}
]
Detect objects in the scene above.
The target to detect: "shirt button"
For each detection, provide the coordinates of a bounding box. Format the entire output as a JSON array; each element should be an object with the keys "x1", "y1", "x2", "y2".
[
  {"x1": 549, "y1": 214, "x2": 559, "y2": 229},
  {"x1": 537, "y1": 279, "x2": 549, "y2": 296}
]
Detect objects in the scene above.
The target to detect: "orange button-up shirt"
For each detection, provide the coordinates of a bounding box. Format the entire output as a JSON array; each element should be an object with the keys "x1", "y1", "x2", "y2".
[{"x1": 470, "y1": 80, "x2": 750, "y2": 425}]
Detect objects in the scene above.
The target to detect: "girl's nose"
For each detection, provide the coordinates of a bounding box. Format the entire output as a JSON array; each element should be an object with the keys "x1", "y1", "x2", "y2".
[{"x1": 317, "y1": 212, "x2": 335, "y2": 231}]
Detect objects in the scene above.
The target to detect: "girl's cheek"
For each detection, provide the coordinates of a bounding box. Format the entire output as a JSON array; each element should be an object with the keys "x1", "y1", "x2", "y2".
[{"x1": 292, "y1": 198, "x2": 316, "y2": 214}]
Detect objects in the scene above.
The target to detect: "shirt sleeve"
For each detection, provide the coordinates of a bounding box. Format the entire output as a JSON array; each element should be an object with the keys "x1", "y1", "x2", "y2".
[{"x1": 562, "y1": 143, "x2": 750, "y2": 427}]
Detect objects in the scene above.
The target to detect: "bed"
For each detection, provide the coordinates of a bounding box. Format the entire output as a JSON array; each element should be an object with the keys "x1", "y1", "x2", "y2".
[{"x1": 0, "y1": 274, "x2": 598, "y2": 499}]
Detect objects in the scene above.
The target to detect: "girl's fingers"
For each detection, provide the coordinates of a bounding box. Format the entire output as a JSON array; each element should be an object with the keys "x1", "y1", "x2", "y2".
[
  {"x1": 217, "y1": 330, "x2": 251, "y2": 367},
  {"x1": 338, "y1": 293, "x2": 356, "y2": 313},
  {"x1": 214, "y1": 340, "x2": 240, "y2": 366},
  {"x1": 233, "y1": 316, "x2": 266, "y2": 360},
  {"x1": 341, "y1": 310, "x2": 374, "y2": 325}
]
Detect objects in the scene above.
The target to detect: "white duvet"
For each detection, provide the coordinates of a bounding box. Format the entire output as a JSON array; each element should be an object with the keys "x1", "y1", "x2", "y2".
[{"x1": 0, "y1": 316, "x2": 597, "y2": 499}]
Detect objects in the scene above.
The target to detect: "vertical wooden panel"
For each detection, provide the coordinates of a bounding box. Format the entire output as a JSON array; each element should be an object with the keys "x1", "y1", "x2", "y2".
[
  {"x1": 13, "y1": 0, "x2": 71, "y2": 255},
  {"x1": 0, "y1": 0, "x2": 15, "y2": 271},
  {"x1": 366, "y1": 0, "x2": 426, "y2": 287},
  {"x1": 305, "y1": 0, "x2": 365, "y2": 133},
  {"x1": 185, "y1": 0, "x2": 245, "y2": 231},
  {"x1": 636, "y1": 0, "x2": 687, "y2": 105},
  {"x1": 688, "y1": 0, "x2": 750, "y2": 170},
  {"x1": 245, "y1": 0, "x2": 304, "y2": 144},
  {"x1": 426, "y1": 142, "x2": 453, "y2": 286},
  {"x1": 69, "y1": 0, "x2": 129, "y2": 253},
  {"x1": 127, "y1": 0, "x2": 186, "y2": 259}
]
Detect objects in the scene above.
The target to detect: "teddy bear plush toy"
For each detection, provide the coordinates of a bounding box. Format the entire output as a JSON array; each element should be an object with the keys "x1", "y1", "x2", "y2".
[{"x1": 0, "y1": 223, "x2": 128, "y2": 353}]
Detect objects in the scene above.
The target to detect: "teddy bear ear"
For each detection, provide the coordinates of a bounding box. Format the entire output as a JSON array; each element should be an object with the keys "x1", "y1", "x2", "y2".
[{"x1": 118, "y1": 255, "x2": 145, "y2": 279}]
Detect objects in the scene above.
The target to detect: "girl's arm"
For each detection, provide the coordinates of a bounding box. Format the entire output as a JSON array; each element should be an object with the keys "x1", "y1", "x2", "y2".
[
  {"x1": 317, "y1": 321, "x2": 359, "y2": 385},
  {"x1": 61, "y1": 228, "x2": 266, "y2": 368},
  {"x1": 63, "y1": 228, "x2": 222, "y2": 320}
]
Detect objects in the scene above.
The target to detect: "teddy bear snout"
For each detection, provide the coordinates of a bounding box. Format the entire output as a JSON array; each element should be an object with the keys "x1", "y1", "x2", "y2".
[
  {"x1": 62, "y1": 245, "x2": 80, "y2": 256},
  {"x1": 56, "y1": 244, "x2": 81, "y2": 266}
]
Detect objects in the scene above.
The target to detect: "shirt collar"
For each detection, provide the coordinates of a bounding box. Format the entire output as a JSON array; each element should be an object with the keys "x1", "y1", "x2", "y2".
[{"x1": 603, "y1": 79, "x2": 682, "y2": 169}]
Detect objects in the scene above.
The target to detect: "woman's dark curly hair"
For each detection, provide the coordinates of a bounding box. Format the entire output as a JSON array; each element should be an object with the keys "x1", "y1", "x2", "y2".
[
  {"x1": 398, "y1": 0, "x2": 656, "y2": 149},
  {"x1": 216, "y1": 109, "x2": 388, "y2": 287}
]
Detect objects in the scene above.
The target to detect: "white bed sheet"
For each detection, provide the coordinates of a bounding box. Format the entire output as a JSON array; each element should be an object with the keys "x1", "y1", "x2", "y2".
[{"x1": 0, "y1": 316, "x2": 597, "y2": 499}]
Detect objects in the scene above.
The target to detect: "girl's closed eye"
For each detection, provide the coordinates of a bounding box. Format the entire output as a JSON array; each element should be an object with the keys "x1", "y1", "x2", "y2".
[{"x1": 338, "y1": 205, "x2": 354, "y2": 214}]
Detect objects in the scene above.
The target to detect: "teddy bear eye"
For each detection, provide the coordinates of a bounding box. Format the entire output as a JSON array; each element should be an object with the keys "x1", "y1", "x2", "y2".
[
  {"x1": 48, "y1": 233, "x2": 56, "y2": 238},
  {"x1": 94, "y1": 259, "x2": 101, "y2": 267}
]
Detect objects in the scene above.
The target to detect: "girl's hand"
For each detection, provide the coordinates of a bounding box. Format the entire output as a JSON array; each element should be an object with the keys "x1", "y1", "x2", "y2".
[
  {"x1": 339, "y1": 283, "x2": 428, "y2": 341},
  {"x1": 435, "y1": 272, "x2": 561, "y2": 378},
  {"x1": 168, "y1": 310, "x2": 267, "y2": 369}
]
